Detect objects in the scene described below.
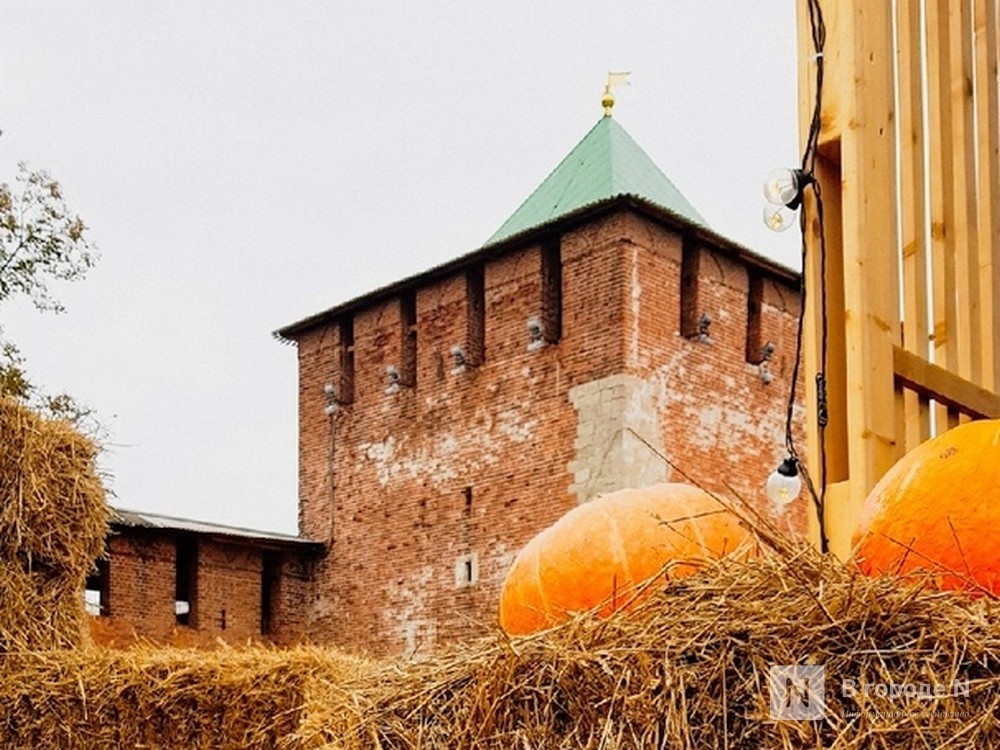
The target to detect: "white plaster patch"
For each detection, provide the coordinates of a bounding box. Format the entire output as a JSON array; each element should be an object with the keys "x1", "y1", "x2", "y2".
[
  {"x1": 488, "y1": 543, "x2": 516, "y2": 586},
  {"x1": 681, "y1": 397, "x2": 786, "y2": 454},
  {"x1": 691, "y1": 406, "x2": 724, "y2": 450},
  {"x1": 652, "y1": 345, "x2": 791, "y2": 460},
  {"x1": 394, "y1": 437, "x2": 460, "y2": 485},
  {"x1": 496, "y1": 408, "x2": 538, "y2": 443},
  {"x1": 358, "y1": 407, "x2": 535, "y2": 489},
  {"x1": 359, "y1": 435, "x2": 398, "y2": 486},
  {"x1": 727, "y1": 411, "x2": 749, "y2": 429},
  {"x1": 383, "y1": 564, "x2": 437, "y2": 659},
  {"x1": 311, "y1": 594, "x2": 335, "y2": 621},
  {"x1": 569, "y1": 374, "x2": 668, "y2": 502},
  {"x1": 438, "y1": 434, "x2": 459, "y2": 455}
]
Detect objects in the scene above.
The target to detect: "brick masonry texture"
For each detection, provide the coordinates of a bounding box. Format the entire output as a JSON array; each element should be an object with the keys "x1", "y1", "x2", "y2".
[
  {"x1": 293, "y1": 208, "x2": 806, "y2": 657},
  {"x1": 90, "y1": 531, "x2": 312, "y2": 648}
]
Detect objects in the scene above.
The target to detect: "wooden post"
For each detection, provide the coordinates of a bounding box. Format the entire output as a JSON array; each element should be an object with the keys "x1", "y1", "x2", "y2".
[
  {"x1": 897, "y1": 0, "x2": 932, "y2": 453},
  {"x1": 975, "y1": 0, "x2": 1000, "y2": 393},
  {"x1": 927, "y1": 3, "x2": 960, "y2": 429},
  {"x1": 838, "y1": 2, "x2": 902, "y2": 556},
  {"x1": 948, "y1": 1, "x2": 982, "y2": 385},
  {"x1": 798, "y1": 1, "x2": 901, "y2": 559}
]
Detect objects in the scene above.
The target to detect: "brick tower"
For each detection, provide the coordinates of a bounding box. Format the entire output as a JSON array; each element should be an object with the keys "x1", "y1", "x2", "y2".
[{"x1": 278, "y1": 111, "x2": 804, "y2": 656}]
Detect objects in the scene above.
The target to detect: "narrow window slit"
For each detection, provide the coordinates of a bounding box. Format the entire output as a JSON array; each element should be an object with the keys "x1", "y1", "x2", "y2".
[
  {"x1": 339, "y1": 317, "x2": 355, "y2": 404},
  {"x1": 466, "y1": 266, "x2": 485, "y2": 366},
  {"x1": 400, "y1": 292, "x2": 417, "y2": 387}
]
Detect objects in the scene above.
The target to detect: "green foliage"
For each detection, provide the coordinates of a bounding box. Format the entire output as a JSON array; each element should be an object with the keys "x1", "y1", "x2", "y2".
[
  {"x1": 0, "y1": 161, "x2": 99, "y2": 428},
  {"x1": 0, "y1": 340, "x2": 31, "y2": 399},
  {"x1": 0, "y1": 161, "x2": 97, "y2": 311}
]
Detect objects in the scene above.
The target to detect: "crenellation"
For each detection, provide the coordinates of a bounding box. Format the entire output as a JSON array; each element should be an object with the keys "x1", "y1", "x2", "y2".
[{"x1": 286, "y1": 207, "x2": 803, "y2": 656}]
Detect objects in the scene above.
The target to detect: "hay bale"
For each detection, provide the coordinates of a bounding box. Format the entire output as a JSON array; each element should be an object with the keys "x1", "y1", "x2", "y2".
[
  {"x1": 0, "y1": 644, "x2": 370, "y2": 749},
  {"x1": 0, "y1": 397, "x2": 109, "y2": 649},
  {"x1": 0, "y1": 416, "x2": 994, "y2": 748},
  {"x1": 0, "y1": 551, "x2": 994, "y2": 748},
  {"x1": 302, "y1": 546, "x2": 1000, "y2": 749},
  {"x1": 0, "y1": 564, "x2": 90, "y2": 650}
]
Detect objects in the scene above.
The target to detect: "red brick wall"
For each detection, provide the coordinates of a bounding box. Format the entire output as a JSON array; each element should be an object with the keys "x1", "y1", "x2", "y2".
[
  {"x1": 92, "y1": 531, "x2": 312, "y2": 648},
  {"x1": 193, "y1": 540, "x2": 262, "y2": 638},
  {"x1": 99, "y1": 533, "x2": 176, "y2": 642},
  {"x1": 620, "y1": 215, "x2": 806, "y2": 534},
  {"x1": 294, "y1": 208, "x2": 806, "y2": 656},
  {"x1": 268, "y1": 552, "x2": 313, "y2": 646}
]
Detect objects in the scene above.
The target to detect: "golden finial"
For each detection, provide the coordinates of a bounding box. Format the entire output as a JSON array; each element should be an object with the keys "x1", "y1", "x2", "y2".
[{"x1": 602, "y1": 71, "x2": 631, "y2": 117}]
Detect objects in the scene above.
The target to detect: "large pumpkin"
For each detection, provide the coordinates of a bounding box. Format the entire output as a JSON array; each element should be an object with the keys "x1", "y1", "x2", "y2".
[
  {"x1": 498, "y1": 483, "x2": 752, "y2": 635},
  {"x1": 853, "y1": 419, "x2": 1000, "y2": 595}
]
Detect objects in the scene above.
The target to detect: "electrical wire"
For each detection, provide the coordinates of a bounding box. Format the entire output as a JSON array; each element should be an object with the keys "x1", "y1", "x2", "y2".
[{"x1": 784, "y1": 0, "x2": 830, "y2": 553}]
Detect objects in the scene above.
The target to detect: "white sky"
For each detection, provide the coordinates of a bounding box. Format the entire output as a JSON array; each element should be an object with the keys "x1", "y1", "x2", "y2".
[{"x1": 0, "y1": 2, "x2": 800, "y2": 535}]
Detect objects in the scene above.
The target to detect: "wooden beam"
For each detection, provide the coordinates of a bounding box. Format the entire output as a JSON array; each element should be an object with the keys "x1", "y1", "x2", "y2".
[
  {"x1": 799, "y1": 0, "x2": 829, "y2": 551},
  {"x1": 803, "y1": 0, "x2": 847, "y2": 157},
  {"x1": 799, "y1": 0, "x2": 902, "y2": 557},
  {"x1": 927, "y1": 3, "x2": 960, "y2": 431},
  {"x1": 948, "y1": 0, "x2": 982, "y2": 384},
  {"x1": 896, "y1": 0, "x2": 931, "y2": 452},
  {"x1": 802, "y1": 154, "x2": 849, "y2": 551},
  {"x1": 893, "y1": 345, "x2": 1000, "y2": 419},
  {"x1": 822, "y1": 480, "x2": 858, "y2": 561},
  {"x1": 974, "y1": 0, "x2": 1000, "y2": 393},
  {"x1": 839, "y1": 0, "x2": 902, "y2": 525}
]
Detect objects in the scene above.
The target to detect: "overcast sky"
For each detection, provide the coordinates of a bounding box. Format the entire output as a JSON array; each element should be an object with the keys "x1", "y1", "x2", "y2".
[{"x1": 0, "y1": 2, "x2": 800, "y2": 535}]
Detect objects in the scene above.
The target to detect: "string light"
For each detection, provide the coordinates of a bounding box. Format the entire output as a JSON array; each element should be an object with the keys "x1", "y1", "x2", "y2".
[
  {"x1": 764, "y1": 0, "x2": 829, "y2": 554},
  {"x1": 763, "y1": 168, "x2": 816, "y2": 232},
  {"x1": 764, "y1": 168, "x2": 815, "y2": 209},
  {"x1": 763, "y1": 203, "x2": 797, "y2": 232},
  {"x1": 766, "y1": 457, "x2": 802, "y2": 507}
]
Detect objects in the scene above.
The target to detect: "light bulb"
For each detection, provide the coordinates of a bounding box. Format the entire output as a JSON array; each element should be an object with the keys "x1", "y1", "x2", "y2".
[
  {"x1": 763, "y1": 203, "x2": 796, "y2": 232},
  {"x1": 763, "y1": 168, "x2": 803, "y2": 206},
  {"x1": 766, "y1": 457, "x2": 802, "y2": 506}
]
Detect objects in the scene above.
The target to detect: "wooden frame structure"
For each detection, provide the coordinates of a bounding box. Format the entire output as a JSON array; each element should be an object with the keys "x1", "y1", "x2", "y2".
[{"x1": 797, "y1": 0, "x2": 1000, "y2": 557}]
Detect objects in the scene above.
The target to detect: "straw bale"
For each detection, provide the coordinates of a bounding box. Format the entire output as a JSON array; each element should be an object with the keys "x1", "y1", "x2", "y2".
[
  {"x1": 0, "y1": 398, "x2": 109, "y2": 651},
  {"x1": 0, "y1": 550, "x2": 995, "y2": 748},
  {"x1": 0, "y1": 562, "x2": 88, "y2": 650},
  {"x1": 0, "y1": 397, "x2": 109, "y2": 574},
  {"x1": 0, "y1": 419, "x2": 996, "y2": 749},
  {"x1": 0, "y1": 644, "x2": 371, "y2": 749},
  {"x1": 302, "y1": 545, "x2": 1000, "y2": 750}
]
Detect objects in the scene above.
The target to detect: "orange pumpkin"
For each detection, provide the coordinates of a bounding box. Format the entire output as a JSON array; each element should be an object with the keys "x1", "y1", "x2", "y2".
[
  {"x1": 498, "y1": 483, "x2": 752, "y2": 635},
  {"x1": 853, "y1": 419, "x2": 1000, "y2": 595}
]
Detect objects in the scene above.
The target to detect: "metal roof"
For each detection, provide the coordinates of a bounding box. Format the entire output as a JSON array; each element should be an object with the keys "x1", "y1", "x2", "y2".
[
  {"x1": 486, "y1": 115, "x2": 708, "y2": 246},
  {"x1": 109, "y1": 507, "x2": 323, "y2": 550}
]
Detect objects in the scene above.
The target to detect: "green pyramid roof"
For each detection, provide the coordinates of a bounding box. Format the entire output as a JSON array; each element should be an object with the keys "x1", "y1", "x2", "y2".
[{"x1": 486, "y1": 116, "x2": 708, "y2": 246}]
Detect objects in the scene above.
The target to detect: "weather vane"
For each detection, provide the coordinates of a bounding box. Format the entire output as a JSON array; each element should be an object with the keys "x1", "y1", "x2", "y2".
[{"x1": 601, "y1": 71, "x2": 631, "y2": 117}]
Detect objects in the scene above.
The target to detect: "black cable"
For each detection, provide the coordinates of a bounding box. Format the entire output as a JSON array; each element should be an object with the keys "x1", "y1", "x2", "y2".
[{"x1": 783, "y1": 0, "x2": 830, "y2": 553}]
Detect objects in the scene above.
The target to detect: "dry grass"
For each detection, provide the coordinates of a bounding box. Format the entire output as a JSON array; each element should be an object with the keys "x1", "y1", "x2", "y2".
[
  {"x1": 2, "y1": 396, "x2": 997, "y2": 747},
  {"x1": 0, "y1": 397, "x2": 109, "y2": 650},
  {"x1": 0, "y1": 542, "x2": 995, "y2": 748},
  {"x1": 0, "y1": 644, "x2": 371, "y2": 749},
  {"x1": 301, "y1": 537, "x2": 1000, "y2": 749}
]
